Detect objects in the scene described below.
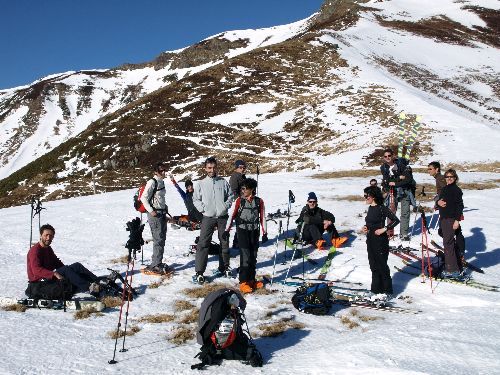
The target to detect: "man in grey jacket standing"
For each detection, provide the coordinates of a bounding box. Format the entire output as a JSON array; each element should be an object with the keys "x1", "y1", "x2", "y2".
[
  {"x1": 192, "y1": 157, "x2": 233, "y2": 284},
  {"x1": 140, "y1": 162, "x2": 169, "y2": 275}
]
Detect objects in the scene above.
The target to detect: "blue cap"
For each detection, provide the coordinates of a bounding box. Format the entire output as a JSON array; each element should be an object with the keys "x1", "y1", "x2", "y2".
[
  {"x1": 235, "y1": 159, "x2": 246, "y2": 168},
  {"x1": 307, "y1": 192, "x2": 317, "y2": 201}
]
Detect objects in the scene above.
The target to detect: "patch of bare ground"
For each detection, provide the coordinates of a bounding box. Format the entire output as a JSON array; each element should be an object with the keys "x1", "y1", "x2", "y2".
[
  {"x1": 177, "y1": 308, "x2": 200, "y2": 324},
  {"x1": 74, "y1": 307, "x2": 104, "y2": 320},
  {"x1": 448, "y1": 161, "x2": 500, "y2": 173},
  {"x1": 174, "y1": 300, "x2": 196, "y2": 312},
  {"x1": 256, "y1": 317, "x2": 306, "y2": 337},
  {"x1": 459, "y1": 180, "x2": 500, "y2": 190},
  {"x1": 462, "y1": 6, "x2": 500, "y2": 48},
  {"x1": 107, "y1": 325, "x2": 141, "y2": 339},
  {"x1": 1, "y1": 304, "x2": 27, "y2": 312},
  {"x1": 182, "y1": 283, "x2": 234, "y2": 299},
  {"x1": 137, "y1": 313, "x2": 175, "y2": 324},
  {"x1": 332, "y1": 195, "x2": 364, "y2": 202},
  {"x1": 101, "y1": 296, "x2": 122, "y2": 308},
  {"x1": 253, "y1": 287, "x2": 275, "y2": 296},
  {"x1": 313, "y1": 169, "x2": 380, "y2": 179},
  {"x1": 349, "y1": 308, "x2": 383, "y2": 323},
  {"x1": 169, "y1": 326, "x2": 195, "y2": 345},
  {"x1": 109, "y1": 255, "x2": 129, "y2": 264}
]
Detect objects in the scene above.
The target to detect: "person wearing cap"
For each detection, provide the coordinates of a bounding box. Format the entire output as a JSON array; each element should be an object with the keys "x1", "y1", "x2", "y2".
[
  {"x1": 229, "y1": 159, "x2": 247, "y2": 248},
  {"x1": 170, "y1": 175, "x2": 203, "y2": 223},
  {"x1": 295, "y1": 192, "x2": 345, "y2": 249},
  {"x1": 229, "y1": 160, "x2": 247, "y2": 198}
]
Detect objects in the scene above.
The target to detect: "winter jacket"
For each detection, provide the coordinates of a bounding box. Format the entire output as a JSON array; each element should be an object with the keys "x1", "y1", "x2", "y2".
[
  {"x1": 434, "y1": 173, "x2": 446, "y2": 196},
  {"x1": 27, "y1": 243, "x2": 64, "y2": 282},
  {"x1": 229, "y1": 172, "x2": 246, "y2": 198},
  {"x1": 226, "y1": 196, "x2": 267, "y2": 233},
  {"x1": 296, "y1": 206, "x2": 335, "y2": 230},
  {"x1": 380, "y1": 158, "x2": 415, "y2": 192},
  {"x1": 140, "y1": 176, "x2": 167, "y2": 213},
  {"x1": 438, "y1": 183, "x2": 463, "y2": 220},
  {"x1": 365, "y1": 205, "x2": 400, "y2": 232},
  {"x1": 172, "y1": 180, "x2": 203, "y2": 222},
  {"x1": 193, "y1": 175, "x2": 232, "y2": 218}
]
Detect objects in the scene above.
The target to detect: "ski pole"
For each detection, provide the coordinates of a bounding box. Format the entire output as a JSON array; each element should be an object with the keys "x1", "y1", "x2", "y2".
[
  {"x1": 140, "y1": 212, "x2": 144, "y2": 265},
  {"x1": 410, "y1": 204, "x2": 419, "y2": 240},
  {"x1": 282, "y1": 190, "x2": 295, "y2": 265},
  {"x1": 256, "y1": 165, "x2": 259, "y2": 196},
  {"x1": 120, "y1": 251, "x2": 136, "y2": 353},
  {"x1": 109, "y1": 257, "x2": 130, "y2": 364},
  {"x1": 270, "y1": 220, "x2": 282, "y2": 287},
  {"x1": 282, "y1": 216, "x2": 306, "y2": 291},
  {"x1": 422, "y1": 219, "x2": 433, "y2": 292},
  {"x1": 29, "y1": 197, "x2": 35, "y2": 248}
]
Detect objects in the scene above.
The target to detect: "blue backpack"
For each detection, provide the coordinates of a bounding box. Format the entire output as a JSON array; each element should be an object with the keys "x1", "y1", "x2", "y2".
[{"x1": 291, "y1": 283, "x2": 332, "y2": 315}]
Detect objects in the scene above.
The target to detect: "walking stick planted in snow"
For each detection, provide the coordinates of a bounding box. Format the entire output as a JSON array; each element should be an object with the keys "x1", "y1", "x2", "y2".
[
  {"x1": 270, "y1": 220, "x2": 283, "y2": 287},
  {"x1": 282, "y1": 190, "x2": 295, "y2": 265}
]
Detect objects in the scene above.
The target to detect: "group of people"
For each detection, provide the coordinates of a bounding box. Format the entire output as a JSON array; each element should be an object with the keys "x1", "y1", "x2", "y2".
[
  {"x1": 363, "y1": 149, "x2": 465, "y2": 299},
  {"x1": 25, "y1": 152, "x2": 465, "y2": 300}
]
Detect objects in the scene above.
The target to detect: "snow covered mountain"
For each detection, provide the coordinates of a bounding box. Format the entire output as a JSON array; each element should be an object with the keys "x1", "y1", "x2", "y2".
[{"x1": 0, "y1": 0, "x2": 499, "y2": 208}]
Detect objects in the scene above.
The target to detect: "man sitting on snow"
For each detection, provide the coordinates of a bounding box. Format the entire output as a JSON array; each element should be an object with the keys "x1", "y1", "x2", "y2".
[{"x1": 26, "y1": 224, "x2": 101, "y2": 300}]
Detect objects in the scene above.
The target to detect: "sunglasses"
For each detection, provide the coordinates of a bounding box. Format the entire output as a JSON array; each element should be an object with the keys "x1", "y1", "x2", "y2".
[
  {"x1": 364, "y1": 194, "x2": 371, "y2": 199},
  {"x1": 307, "y1": 200, "x2": 317, "y2": 204},
  {"x1": 445, "y1": 175, "x2": 455, "y2": 179},
  {"x1": 383, "y1": 155, "x2": 392, "y2": 158}
]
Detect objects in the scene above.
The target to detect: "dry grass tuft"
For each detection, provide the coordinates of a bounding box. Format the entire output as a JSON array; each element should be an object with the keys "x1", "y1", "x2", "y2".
[
  {"x1": 110, "y1": 255, "x2": 129, "y2": 264},
  {"x1": 174, "y1": 300, "x2": 195, "y2": 312},
  {"x1": 257, "y1": 317, "x2": 306, "y2": 337},
  {"x1": 340, "y1": 315, "x2": 360, "y2": 329},
  {"x1": 137, "y1": 313, "x2": 175, "y2": 324},
  {"x1": 459, "y1": 180, "x2": 500, "y2": 191},
  {"x1": 101, "y1": 296, "x2": 122, "y2": 308},
  {"x1": 177, "y1": 308, "x2": 199, "y2": 324},
  {"x1": 448, "y1": 161, "x2": 500, "y2": 173},
  {"x1": 169, "y1": 326, "x2": 195, "y2": 345},
  {"x1": 333, "y1": 195, "x2": 364, "y2": 202},
  {"x1": 107, "y1": 325, "x2": 141, "y2": 339},
  {"x1": 313, "y1": 169, "x2": 379, "y2": 179},
  {"x1": 74, "y1": 307, "x2": 104, "y2": 320},
  {"x1": 1, "y1": 304, "x2": 27, "y2": 312},
  {"x1": 182, "y1": 283, "x2": 234, "y2": 299},
  {"x1": 253, "y1": 287, "x2": 275, "y2": 295},
  {"x1": 359, "y1": 315, "x2": 383, "y2": 322},
  {"x1": 148, "y1": 281, "x2": 162, "y2": 289}
]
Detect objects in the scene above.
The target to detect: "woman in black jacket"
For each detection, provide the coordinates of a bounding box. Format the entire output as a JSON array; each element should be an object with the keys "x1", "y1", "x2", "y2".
[
  {"x1": 362, "y1": 186, "x2": 400, "y2": 296},
  {"x1": 437, "y1": 169, "x2": 464, "y2": 278}
]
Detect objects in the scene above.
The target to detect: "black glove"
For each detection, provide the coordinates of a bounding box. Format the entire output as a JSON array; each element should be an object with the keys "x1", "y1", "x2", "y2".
[
  {"x1": 222, "y1": 231, "x2": 230, "y2": 242},
  {"x1": 125, "y1": 217, "x2": 144, "y2": 250},
  {"x1": 262, "y1": 233, "x2": 269, "y2": 243}
]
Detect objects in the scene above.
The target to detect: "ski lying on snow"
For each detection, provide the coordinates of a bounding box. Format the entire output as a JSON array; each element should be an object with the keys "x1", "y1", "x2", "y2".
[
  {"x1": 394, "y1": 265, "x2": 498, "y2": 292},
  {"x1": 291, "y1": 276, "x2": 363, "y2": 286},
  {"x1": 318, "y1": 245, "x2": 337, "y2": 279},
  {"x1": 283, "y1": 239, "x2": 319, "y2": 265},
  {"x1": 0, "y1": 297, "x2": 106, "y2": 311},
  {"x1": 332, "y1": 299, "x2": 420, "y2": 314},
  {"x1": 429, "y1": 240, "x2": 484, "y2": 274}
]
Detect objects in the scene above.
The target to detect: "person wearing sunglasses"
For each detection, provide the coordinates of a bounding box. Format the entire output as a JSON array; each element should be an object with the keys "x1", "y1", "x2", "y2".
[
  {"x1": 295, "y1": 192, "x2": 345, "y2": 249},
  {"x1": 380, "y1": 148, "x2": 417, "y2": 241},
  {"x1": 224, "y1": 178, "x2": 268, "y2": 294},
  {"x1": 436, "y1": 169, "x2": 465, "y2": 279},
  {"x1": 140, "y1": 162, "x2": 169, "y2": 275},
  {"x1": 229, "y1": 159, "x2": 247, "y2": 249},
  {"x1": 361, "y1": 186, "x2": 400, "y2": 299}
]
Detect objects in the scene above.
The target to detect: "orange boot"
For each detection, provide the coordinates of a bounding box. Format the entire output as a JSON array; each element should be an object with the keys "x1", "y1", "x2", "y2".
[
  {"x1": 239, "y1": 281, "x2": 254, "y2": 294},
  {"x1": 315, "y1": 239, "x2": 326, "y2": 250},
  {"x1": 333, "y1": 236, "x2": 348, "y2": 248},
  {"x1": 253, "y1": 279, "x2": 264, "y2": 289}
]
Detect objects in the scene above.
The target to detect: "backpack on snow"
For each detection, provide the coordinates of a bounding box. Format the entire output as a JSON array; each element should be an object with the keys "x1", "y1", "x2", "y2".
[
  {"x1": 25, "y1": 279, "x2": 74, "y2": 300},
  {"x1": 133, "y1": 179, "x2": 158, "y2": 213},
  {"x1": 291, "y1": 283, "x2": 332, "y2": 315},
  {"x1": 192, "y1": 288, "x2": 263, "y2": 370}
]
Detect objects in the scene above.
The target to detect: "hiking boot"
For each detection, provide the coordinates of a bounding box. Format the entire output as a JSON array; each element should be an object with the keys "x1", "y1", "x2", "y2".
[
  {"x1": 253, "y1": 280, "x2": 264, "y2": 289},
  {"x1": 192, "y1": 273, "x2": 205, "y2": 284},
  {"x1": 224, "y1": 266, "x2": 232, "y2": 278},
  {"x1": 144, "y1": 265, "x2": 166, "y2": 275},
  {"x1": 315, "y1": 239, "x2": 326, "y2": 250},
  {"x1": 239, "y1": 281, "x2": 254, "y2": 294},
  {"x1": 89, "y1": 282, "x2": 100, "y2": 298}
]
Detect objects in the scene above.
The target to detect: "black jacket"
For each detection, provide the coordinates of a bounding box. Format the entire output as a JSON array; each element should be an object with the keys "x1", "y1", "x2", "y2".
[
  {"x1": 296, "y1": 206, "x2": 335, "y2": 228},
  {"x1": 380, "y1": 157, "x2": 415, "y2": 192},
  {"x1": 438, "y1": 183, "x2": 463, "y2": 220}
]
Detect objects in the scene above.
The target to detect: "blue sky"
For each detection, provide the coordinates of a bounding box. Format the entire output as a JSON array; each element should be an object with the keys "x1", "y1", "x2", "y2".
[{"x1": 0, "y1": 0, "x2": 323, "y2": 90}]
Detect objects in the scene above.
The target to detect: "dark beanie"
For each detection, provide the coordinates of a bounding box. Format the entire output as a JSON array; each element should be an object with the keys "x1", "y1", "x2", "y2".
[
  {"x1": 307, "y1": 192, "x2": 317, "y2": 201},
  {"x1": 185, "y1": 179, "x2": 193, "y2": 188},
  {"x1": 234, "y1": 159, "x2": 246, "y2": 168}
]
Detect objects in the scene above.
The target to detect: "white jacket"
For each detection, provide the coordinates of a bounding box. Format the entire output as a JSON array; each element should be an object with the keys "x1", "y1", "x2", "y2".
[
  {"x1": 193, "y1": 175, "x2": 232, "y2": 218},
  {"x1": 140, "y1": 176, "x2": 167, "y2": 213}
]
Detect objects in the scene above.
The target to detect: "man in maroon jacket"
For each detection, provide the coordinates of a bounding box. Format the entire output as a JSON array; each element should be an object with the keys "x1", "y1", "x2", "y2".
[{"x1": 27, "y1": 224, "x2": 100, "y2": 298}]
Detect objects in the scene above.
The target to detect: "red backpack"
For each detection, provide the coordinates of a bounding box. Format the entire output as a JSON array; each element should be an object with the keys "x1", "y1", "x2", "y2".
[{"x1": 133, "y1": 179, "x2": 157, "y2": 213}]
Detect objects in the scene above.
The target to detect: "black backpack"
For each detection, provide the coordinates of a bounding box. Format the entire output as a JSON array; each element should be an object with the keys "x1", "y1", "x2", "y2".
[
  {"x1": 25, "y1": 279, "x2": 74, "y2": 300},
  {"x1": 291, "y1": 283, "x2": 332, "y2": 315},
  {"x1": 192, "y1": 289, "x2": 263, "y2": 370}
]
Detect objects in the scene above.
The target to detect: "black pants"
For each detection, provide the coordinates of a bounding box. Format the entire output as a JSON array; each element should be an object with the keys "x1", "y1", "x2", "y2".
[
  {"x1": 438, "y1": 223, "x2": 465, "y2": 270},
  {"x1": 237, "y1": 228, "x2": 260, "y2": 283},
  {"x1": 56, "y1": 262, "x2": 98, "y2": 293},
  {"x1": 366, "y1": 232, "x2": 393, "y2": 294},
  {"x1": 300, "y1": 224, "x2": 339, "y2": 244}
]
